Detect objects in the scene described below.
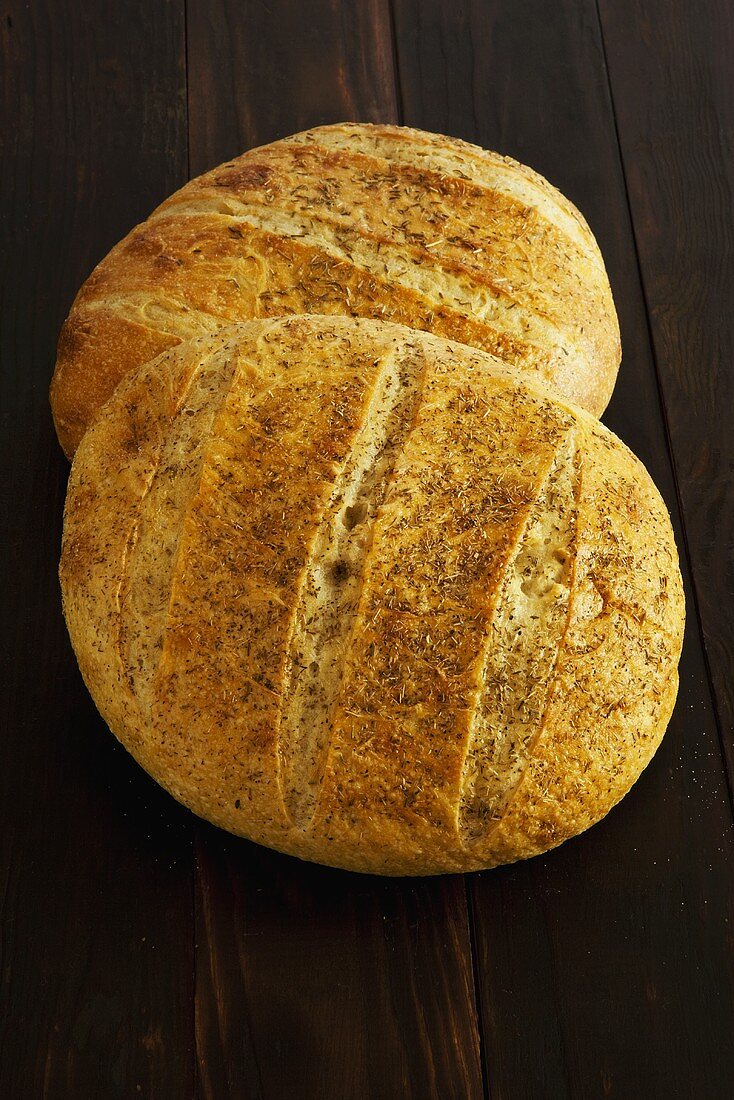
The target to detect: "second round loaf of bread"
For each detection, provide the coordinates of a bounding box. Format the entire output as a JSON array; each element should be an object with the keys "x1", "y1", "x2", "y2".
[
  {"x1": 60, "y1": 316, "x2": 683, "y2": 874},
  {"x1": 51, "y1": 123, "x2": 620, "y2": 456}
]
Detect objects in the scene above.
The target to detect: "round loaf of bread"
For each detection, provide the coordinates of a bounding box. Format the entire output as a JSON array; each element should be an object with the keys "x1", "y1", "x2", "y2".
[
  {"x1": 61, "y1": 316, "x2": 683, "y2": 875},
  {"x1": 51, "y1": 122, "x2": 620, "y2": 456}
]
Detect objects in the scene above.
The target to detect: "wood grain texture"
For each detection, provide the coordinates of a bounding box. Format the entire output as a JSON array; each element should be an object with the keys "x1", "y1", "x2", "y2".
[
  {"x1": 391, "y1": 1, "x2": 734, "y2": 1096},
  {"x1": 597, "y1": 0, "x2": 734, "y2": 792},
  {"x1": 0, "y1": 2, "x2": 195, "y2": 1097},
  {"x1": 186, "y1": 0, "x2": 399, "y2": 174},
  {"x1": 195, "y1": 833, "x2": 482, "y2": 1100},
  {"x1": 185, "y1": 2, "x2": 484, "y2": 1095}
]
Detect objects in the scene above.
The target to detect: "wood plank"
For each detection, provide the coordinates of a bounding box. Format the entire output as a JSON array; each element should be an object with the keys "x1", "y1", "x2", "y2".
[
  {"x1": 0, "y1": 3, "x2": 194, "y2": 1096},
  {"x1": 597, "y1": 0, "x2": 734, "y2": 789},
  {"x1": 391, "y1": 2, "x2": 734, "y2": 1096},
  {"x1": 186, "y1": 0, "x2": 400, "y2": 174},
  {"x1": 195, "y1": 834, "x2": 481, "y2": 1100},
  {"x1": 185, "y1": 3, "x2": 484, "y2": 1096}
]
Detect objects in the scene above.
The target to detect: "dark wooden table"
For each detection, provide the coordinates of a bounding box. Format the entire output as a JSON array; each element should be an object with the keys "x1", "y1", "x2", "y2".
[{"x1": 2, "y1": 2, "x2": 733, "y2": 1096}]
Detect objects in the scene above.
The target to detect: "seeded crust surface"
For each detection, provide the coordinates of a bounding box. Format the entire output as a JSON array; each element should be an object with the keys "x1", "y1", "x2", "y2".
[
  {"x1": 51, "y1": 123, "x2": 620, "y2": 457},
  {"x1": 60, "y1": 316, "x2": 683, "y2": 875}
]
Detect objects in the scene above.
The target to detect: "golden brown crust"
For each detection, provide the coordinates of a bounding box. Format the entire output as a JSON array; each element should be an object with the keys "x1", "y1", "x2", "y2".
[
  {"x1": 51, "y1": 123, "x2": 620, "y2": 457},
  {"x1": 61, "y1": 316, "x2": 683, "y2": 875}
]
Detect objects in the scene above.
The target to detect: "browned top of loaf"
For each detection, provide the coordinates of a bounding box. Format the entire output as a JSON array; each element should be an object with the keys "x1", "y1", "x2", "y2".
[
  {"x1": 51, "y1": 122, "x2": 621, "y2": 456},
  {"x1": 61, "y1": 316, "x2": 683, "y2": 875}
]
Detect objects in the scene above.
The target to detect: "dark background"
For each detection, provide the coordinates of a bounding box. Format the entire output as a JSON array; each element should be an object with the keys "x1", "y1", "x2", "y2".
[{"x1": 2, "y1": 1, "x2": 733, "y2": 1097}]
